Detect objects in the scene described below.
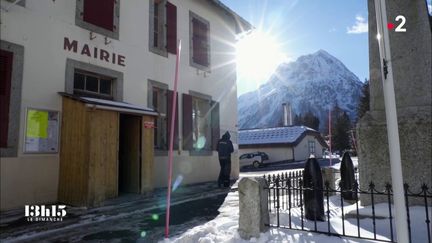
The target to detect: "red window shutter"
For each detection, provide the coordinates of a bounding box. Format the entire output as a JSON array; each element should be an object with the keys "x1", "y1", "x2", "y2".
[
  {"x1": 192, "y1": 19, "x2": 209, "y2": 66},
  {"x1": 182, "y1": 93, "x2": 193, "y2": 150},
  {"x1": 0, "y1": 50, "x2": 13, "y2": 148},
  {"x1": 211, "y1": 101, "x2": 220, "y2": 151},
  {"x1": 199, "y1": 22, "x2": 209, "y2": 65},
  {"x1": 165, "y1": 2, "x2": 177, "y2": 54},
  {"x1": 166, "y1": 90, "x2": 179, "y2": 149},
  {"x1": 83, "y1": 0, "x2": 115, "y2": 31},
  {"x1": 192, "y1": 19, "x2": 200, "y2": 63}
]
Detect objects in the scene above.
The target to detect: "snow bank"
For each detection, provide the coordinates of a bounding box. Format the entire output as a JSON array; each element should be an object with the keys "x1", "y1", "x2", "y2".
[{"x1": 163, "y1": 186, "x2": 431, "y2": 243}]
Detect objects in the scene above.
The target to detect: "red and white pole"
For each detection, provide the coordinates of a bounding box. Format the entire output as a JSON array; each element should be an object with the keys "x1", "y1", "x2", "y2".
[
  {"x1": 329, "y1": 109, "x2": 332, "y2": 166},
  {"x1": 165, "y1": 40, "x2": 181, "y2": 238}
]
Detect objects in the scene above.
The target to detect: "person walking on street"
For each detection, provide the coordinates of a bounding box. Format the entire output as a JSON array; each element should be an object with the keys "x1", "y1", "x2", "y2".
[{"x1": 217, "y1": 131, "x2": 234, "y2": 188}]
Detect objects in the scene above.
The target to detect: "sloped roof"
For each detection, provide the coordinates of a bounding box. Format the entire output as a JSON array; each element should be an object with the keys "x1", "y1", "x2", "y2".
[
  {"x1": 207, "y1": 0, "x2": 253, "y2": 33},
  {"x1": 59, "y1": 92, "x2": 158, "y2": 116},
  {"x1": 239, "y1": 126, "x2": 326, "y2": 147}
]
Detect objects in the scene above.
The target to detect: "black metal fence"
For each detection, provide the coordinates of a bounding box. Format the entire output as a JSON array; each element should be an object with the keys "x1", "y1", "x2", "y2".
[{"x1": 264, "y1": 171, "x2": 432, "y2": 243}]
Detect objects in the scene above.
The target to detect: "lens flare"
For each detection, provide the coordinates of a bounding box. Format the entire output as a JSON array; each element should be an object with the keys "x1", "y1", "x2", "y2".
[
  {"x1": 195, "y1": 136, "x2": 207, "y2": 149},
  {"x1": 151, "y1": 214, "x2": 159, "y2": 221},
  {"x1": 140, "y1": 231, "x2": 147, "y2": 237},
  {"x1": 236, "y1": 30, "x2": 285, "y2": 88},
  {"x1": 172, "y1": 175, "x2": 184, "y2": 192}
]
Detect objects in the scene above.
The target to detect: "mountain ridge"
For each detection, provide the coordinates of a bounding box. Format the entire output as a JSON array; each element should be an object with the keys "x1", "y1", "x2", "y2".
[{"x1": 238, "y1": 50, "x2": 363, "y2": 131}]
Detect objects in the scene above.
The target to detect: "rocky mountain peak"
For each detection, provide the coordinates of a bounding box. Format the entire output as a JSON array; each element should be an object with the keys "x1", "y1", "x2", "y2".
[{"x1": 238, "y1": 50, "x2": 363, "y2": 130}]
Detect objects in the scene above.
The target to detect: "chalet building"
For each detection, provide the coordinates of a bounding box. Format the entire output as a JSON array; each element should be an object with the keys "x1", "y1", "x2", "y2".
[
  {"x1": 0, "y1": 0, "x2": 251, "y2": 210},
  {"x1": 238, "y1": 126, "x2": 327, "y2": 163}
]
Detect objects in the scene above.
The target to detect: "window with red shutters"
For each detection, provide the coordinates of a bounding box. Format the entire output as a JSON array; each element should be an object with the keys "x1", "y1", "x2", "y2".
[
  {"x1": 166, "y1": 2, "x2": 177, "y2": 54},
  {"x1": 183, "y1": 93, "x2": 220, "y2": 152},
  {"x1": 0, "y1": 50, "x2": 13, "y2": 148},
  {"x1": 150, "y1": 1, "x2": 177, "y2": 55},
  {"x1": 192, "y1": 18, "x2": 209, "y2": 66},
  {"x1": 166, "y1": 90, "x2": 179, "y2": 149},
  {"x1": 83, "y1": 0, "x2": 115, "y2": 31}
]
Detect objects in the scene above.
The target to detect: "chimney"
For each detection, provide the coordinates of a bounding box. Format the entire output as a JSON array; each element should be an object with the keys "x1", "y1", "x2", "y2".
[
  {"x1": 282, "y1": 103, "x2": 293, "y2": 126},
  {"x1": 282, "y1": 103, "x2": 288, "y2": 127},
  {"x1": 288, "y1": 103, "x2": 293, "y2": 125}
]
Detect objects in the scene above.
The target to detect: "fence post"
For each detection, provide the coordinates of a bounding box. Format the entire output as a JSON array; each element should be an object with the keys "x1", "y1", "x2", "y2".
[{"x1": 238, "y1": 177, "x2": 270, "y2": 240}]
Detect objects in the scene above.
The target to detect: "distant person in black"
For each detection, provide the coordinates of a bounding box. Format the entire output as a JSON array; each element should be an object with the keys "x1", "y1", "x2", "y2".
[{"x1": 217, "y1": 132, "x2": 234, "y2": 188}]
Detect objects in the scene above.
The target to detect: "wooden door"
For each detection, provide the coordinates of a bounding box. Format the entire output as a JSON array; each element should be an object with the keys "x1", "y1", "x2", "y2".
[{"x1": 88, "y1": 109, "x2": 119, "y2": 205}]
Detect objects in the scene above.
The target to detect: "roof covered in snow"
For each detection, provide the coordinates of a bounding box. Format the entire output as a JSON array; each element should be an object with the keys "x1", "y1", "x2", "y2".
[{"x1": 238, "y1": 126, "x2": 326, "y2": 147}]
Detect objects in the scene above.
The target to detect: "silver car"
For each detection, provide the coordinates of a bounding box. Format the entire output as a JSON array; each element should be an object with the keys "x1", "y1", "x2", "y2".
[{"x1": 239, "y1": 152, "x2": 269, "y2": 168}]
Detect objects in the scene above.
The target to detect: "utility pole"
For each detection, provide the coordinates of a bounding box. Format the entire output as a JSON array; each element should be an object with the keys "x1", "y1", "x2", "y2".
[
  {"x1": 373, "y1": 1, "x2": 409, "y2": 242},
  {"x1": 165, "y1": 40, "x2": 181, "y2": 238},
  {"x1": 328, "y1": 109, "x2": 332, "y2": 166}
]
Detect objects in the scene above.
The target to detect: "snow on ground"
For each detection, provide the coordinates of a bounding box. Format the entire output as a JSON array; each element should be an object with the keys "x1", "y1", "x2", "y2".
[
  {"x1": 163, "y1": 183, "x2": 431, "y2": 243},
  {"x1": 331, "y1": 157, "x2": 358, "y2": 170}
]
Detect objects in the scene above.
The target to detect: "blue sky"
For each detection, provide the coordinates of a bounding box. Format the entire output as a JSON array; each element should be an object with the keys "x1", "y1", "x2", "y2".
[{"x1": 220, "y1": 0, "x2": 370, "y2": 96}]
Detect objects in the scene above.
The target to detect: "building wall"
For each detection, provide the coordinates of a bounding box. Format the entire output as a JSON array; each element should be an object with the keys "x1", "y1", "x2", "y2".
[
  {"x1": 239, "y1": 147, "x2": 294, "y2": 163},
  {"x1": 238, "y1": 135, "x2": 325, "y2": 164},
  {"x1": 0, "y1": 0, "x2": 240, "y2": 210},
  {"x1": 357, "y1": 0, "x2": 431, "y2": 205},
  {"x1": 294, "y1": 135, "x2": 324, "y2": 160}
]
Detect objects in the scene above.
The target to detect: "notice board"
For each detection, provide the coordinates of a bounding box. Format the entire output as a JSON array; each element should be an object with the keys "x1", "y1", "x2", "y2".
[{"x1": 24, "y1": 108, "x2": 59, "y2": 153}]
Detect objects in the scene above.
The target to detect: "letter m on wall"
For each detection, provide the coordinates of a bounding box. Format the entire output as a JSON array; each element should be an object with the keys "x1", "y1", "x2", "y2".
[{"x1": 64, "y1": 37, "x2": 78, "y2": 53}]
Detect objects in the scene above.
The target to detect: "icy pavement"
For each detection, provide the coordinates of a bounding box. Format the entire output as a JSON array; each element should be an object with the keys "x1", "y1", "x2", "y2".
[
  {"x1": 0, "y1": 181, "x2": 235, "y2": 243},
  {"x1": 241, "y1": 158, "x2": 342, "y2": 173}
]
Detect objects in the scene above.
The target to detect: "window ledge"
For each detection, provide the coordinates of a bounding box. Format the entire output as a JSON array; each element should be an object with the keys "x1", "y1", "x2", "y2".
[
  {"x1": 149, "y1": 47, "x2": 168, "y2": 58},
  {"x1": 75, "y1": 19, "x2": 119, "y2": 40},
  {"x1": 189, "y1": 150, "x2": 214, "y2": 156},
  {"x1": 190, "y1": 61, "x2": 211, "y2": 72},
  {"x1": 154, "y1": 149, "x2": 169, "y2": 156}
]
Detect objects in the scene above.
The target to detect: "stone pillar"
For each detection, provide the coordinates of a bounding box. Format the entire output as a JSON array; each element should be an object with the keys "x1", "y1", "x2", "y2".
[
  {"x1": 322, "y1": 167, "x2": 338, "y2": 193},
  {"x1": 357, "y1": 0, "x2": 431, "y2": 205},
  {"x1": 238, "y1": 177, "x2": 269, "y2": 240}
]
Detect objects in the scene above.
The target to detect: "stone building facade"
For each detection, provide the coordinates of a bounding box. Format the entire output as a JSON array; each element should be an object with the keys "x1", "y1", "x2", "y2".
[{"x1": 357, "y1": 0, "x2": 431, "y2": 205}]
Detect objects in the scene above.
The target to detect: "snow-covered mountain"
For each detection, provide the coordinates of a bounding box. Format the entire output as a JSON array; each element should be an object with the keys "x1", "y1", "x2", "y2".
[{"x1": 238, "y1": 50, "x2": 363, "y2": 130}]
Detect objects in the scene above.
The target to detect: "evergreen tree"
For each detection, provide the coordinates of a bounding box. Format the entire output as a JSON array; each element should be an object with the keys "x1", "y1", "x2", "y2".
[
  {"x1": 294, "y1": 114, "x2": 302, "y2": 126},
  {"x1": 333, "y1": 111, "x2": 351, "y2": 152},
  {"x1": 357, "y1": 79, "x2": 370, "y2": 120},
  {"x1": 303, "y1": 111, "x2": 320, "y2": 130},
  {"x1": 293, "y1": 112, "x2": 320, "y2": 130}
]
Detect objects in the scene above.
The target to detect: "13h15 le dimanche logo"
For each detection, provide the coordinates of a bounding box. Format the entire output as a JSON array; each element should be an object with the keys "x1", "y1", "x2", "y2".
[{"x1": 25, "y1": 205, "x2": 67, "y2": 222}]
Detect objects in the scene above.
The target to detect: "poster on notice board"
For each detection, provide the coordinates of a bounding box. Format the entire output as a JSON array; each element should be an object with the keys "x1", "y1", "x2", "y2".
[{"x1": 24, "y1": 108, "x2": 59, "y2": 153}]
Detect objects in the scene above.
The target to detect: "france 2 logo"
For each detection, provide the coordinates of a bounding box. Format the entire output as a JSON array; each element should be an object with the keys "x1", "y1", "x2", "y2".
[{"x1": 388, "y1": 15, "x2": 406, "y2": 32}]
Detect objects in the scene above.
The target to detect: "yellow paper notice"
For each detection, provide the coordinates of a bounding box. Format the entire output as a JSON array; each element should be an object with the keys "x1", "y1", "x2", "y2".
[{"x1": 26, "y1": 110, "x2": 48, "y2": 138}]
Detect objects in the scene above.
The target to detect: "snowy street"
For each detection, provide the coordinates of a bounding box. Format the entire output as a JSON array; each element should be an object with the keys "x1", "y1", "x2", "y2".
[
  {"x1": 0, "y1": 182, "x2": 234, "y2": 243},
  {"x1": 1, "y1": 159, "x2": 429, "y2": 243}
]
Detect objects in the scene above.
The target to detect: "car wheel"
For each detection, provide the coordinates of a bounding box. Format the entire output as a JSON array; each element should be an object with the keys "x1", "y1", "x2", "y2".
[{"x1": 253, "y1": 161, "x2": 260, "y2": 168}]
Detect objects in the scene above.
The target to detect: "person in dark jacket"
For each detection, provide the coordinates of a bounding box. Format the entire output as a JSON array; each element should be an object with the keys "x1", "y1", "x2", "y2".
[{"x1": 217, "y1": 131, "x2": 234, "y2": 188}]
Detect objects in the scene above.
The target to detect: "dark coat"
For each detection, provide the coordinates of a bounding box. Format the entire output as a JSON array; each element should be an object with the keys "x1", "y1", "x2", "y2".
[{"x1": 217, "y1": 132, "x2": 234, "y2": 160}]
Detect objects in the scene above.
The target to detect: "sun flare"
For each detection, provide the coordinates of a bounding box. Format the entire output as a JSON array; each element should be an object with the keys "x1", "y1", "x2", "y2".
[{"x1": 236, "y1": 31, "x2": 285, "y2": 87}]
